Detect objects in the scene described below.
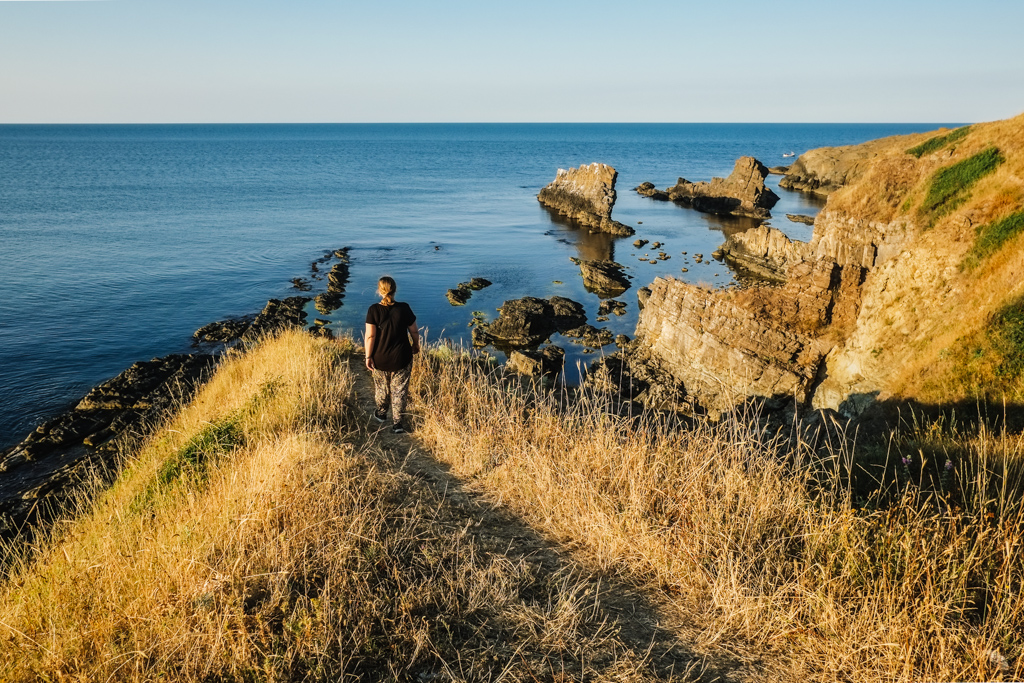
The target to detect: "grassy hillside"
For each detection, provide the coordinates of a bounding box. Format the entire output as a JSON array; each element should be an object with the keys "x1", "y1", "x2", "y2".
[
  {"x1": 807, "y1": 113, "x2": 1024, "y2": 404},
  {"x1": 3, "y1": 331, "x2": 1023, "y2": 681},
  {"x1": 0, "y1": 332, "x2": 687, "y2": 682}
]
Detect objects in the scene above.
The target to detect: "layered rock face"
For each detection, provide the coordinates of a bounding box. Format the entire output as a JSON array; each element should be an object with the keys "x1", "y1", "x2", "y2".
[
  {"x1": 634, "y1": 255, "x2": 864, "y2": 411},
  {"x1": 538, "y1": 163, "x2": 634, "y2": 236}
]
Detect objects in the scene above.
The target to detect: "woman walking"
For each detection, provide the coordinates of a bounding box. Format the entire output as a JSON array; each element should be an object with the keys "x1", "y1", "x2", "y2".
[{"x1": 364, "y1": 276, "x2": 420, "y2": 433}]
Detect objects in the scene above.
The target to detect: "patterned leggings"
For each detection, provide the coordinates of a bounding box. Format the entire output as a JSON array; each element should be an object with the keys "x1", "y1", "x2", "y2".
[{"x1": 371, "y1": 363, "x2": 412, "y2": 425}]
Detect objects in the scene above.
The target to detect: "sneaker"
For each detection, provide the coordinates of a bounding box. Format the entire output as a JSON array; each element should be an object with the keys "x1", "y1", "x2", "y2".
[
  {"x1": 391, "y1": 422, "x2": 405, "y2": 434},
  {"x1": 372, "y1": 408, "x2": 387, "y2": 423}
]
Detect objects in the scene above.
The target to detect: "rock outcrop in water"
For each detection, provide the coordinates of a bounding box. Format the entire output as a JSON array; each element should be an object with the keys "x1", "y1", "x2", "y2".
[
  {"x1": 446, "y1": 277, "x2": 492, "y2": 306},
  {"x1": 637, "y1": 157, "x2": 780, "y2": 219},
  {"x1": 570, "y1": 257, "x2": 632, "y2": 298},
  {"x1": 314, "y1": 248, "x2": 351, "y2": 314},
  {"x1": 472, "y1": 296, "x2": 588, "y2": 349},
  {"x1": 538, "y1": 163, "x2": 634, "y2": 237}
]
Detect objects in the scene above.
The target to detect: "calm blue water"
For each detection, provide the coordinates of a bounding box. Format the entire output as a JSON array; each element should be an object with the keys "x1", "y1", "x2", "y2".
[{"x1": 0, "y1": 123, "x2": 955, "y2": 447}]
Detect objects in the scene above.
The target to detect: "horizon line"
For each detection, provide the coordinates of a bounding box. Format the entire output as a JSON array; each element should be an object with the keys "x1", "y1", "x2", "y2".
[{"x1": 0, "y1": 120, "x2": 971, "y2": 126}]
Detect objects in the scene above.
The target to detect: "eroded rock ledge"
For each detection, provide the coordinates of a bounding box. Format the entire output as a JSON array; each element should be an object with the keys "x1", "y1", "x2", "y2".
[
  {"x1": 538, "y1": 163, "x2": 634, "y2": 236},
  {"x1": 637, "y1": 156, "x2": 779, "y2": 219}
]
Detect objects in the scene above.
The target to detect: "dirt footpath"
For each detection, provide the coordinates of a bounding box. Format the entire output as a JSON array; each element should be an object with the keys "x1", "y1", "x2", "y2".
[{"x1": 350, "y1": 362, "x2": 759, "y2": 682}]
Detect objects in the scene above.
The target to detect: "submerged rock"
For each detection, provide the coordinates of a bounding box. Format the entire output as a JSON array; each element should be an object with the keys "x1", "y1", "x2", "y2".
[
  {"x1": 570, "y1": 257, "x2": 632, "y2": 298},
  {"x1": 446, "y1": 277, "x2": 493, "y2": 306},
  {"x1": 538, "y1": 163, "x2": 635, "y2": 236},
  {"x1": 597, "y1": 299, "x2": 627, "y2": 317},
  {"x1": 563, "y1": 324, "x2": 614, "y2": 348}
]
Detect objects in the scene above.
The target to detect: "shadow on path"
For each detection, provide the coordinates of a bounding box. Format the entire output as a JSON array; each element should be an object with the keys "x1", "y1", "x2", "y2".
[{"x1": 351, "y1": 364, "x2": 762, "y2": 682}]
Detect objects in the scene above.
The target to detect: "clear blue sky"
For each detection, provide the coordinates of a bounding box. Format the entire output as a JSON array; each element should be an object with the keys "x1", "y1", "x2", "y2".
[{"x1": 1, "y1": 0, "x2": 1021, "y2": 123}]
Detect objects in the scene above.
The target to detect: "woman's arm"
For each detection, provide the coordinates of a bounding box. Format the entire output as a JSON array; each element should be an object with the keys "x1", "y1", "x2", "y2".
[
  {"x1": 364, "y1": 323, "x2": 377, "y2": 370},
  {"x1": 408, "y1": 322, "x2": 420, "y2": 354}
]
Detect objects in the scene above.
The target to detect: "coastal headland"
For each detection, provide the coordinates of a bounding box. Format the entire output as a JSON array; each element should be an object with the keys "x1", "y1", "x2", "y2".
[{"x1": 3, "y1": 115, "x2": 1024, "y2": 680}]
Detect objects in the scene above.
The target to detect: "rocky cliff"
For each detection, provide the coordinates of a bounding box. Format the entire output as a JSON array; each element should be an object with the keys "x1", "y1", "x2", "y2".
[
  {"x1": 630, "y1": 113, "x2": 1024, "y2": 415},
  {"x1": 538, "y1": 163, "x2": 634, "y2": 236}
]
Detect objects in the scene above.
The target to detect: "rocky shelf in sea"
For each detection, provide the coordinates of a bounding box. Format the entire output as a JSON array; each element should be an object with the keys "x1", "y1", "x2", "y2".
[{"x1": 446, "y1": 277, "x2": 493, "y2": 306}]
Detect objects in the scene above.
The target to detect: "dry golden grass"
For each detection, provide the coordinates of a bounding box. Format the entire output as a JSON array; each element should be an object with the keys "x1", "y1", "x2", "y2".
[
  {"x1": 4, "y1": 330, "x2": 1024, "y2": 681},
  {"x1": 0, "y1": 331, "x2": 686, "y2": 682},
  {"x1": 412, "y1": 346, "x2": 1024, "y2": 682}
]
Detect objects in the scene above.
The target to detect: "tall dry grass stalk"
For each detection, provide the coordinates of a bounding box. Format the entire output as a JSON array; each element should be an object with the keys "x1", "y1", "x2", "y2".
[
  {"x1": 0, "y1": 332, "x2": 688, "y2": 681},
  {"x1": 412, "y1": 347, "x2": 1024, "y2": 682}
]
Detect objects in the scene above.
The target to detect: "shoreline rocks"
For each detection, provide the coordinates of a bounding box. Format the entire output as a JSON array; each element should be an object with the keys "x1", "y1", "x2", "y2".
[
  {"x1": 507, "y1": 346, "x2": 565, "y2": 380},
  {"x1": 0, "y1": 353, "x2": 215, "y2": 540},
  {"x1": 637, "y1": 156, "x2": 780, "y2": 219},
  {"x1": 472, "y1": 296, "x2": 588, "y2": 350},
  {"x1": 2, "y1": 247, "x2": 346, "y2": 542},
  {"x1": 446, "y1": 277, "x2": 493, "y2": 306},
  {"x1": 570, "y1": 257, "x2": 632, "y2": 298},
  {"x1": 538, "y1": 163, "x2": 635, "y2": 237},
  {"x1": 314, "y1": 247, "x2": 351, "y2": 314}
]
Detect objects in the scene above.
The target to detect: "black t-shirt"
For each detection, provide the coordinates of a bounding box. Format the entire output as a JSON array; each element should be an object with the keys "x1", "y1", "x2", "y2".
[{"x1": 365, "y1": 301, "x2": 417, "y2": 372}]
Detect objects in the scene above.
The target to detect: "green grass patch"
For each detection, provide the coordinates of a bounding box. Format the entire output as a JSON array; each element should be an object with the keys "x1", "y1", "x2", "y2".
[
  {"x1": 988, "y1": 299, "x2": 1024, "y2": 381},
  {"x1": 962, "y1": 210, "x2": 1024, "y2": 271},
  {"x1": 939, "y1": 295, "x2": 1024, "y2": 401},
  {"x1": 156, "y1": 416, "x2": 242, "y2": 487},
  {"x1": 920, "y1": 147, "x2": 1004, "y2": 226},
  {"x1": 906, "y1": 126, "x2": 972, "y2": 158},
  {"x1": 131, "y1": 415, "x2": 243, "y2": 513}
]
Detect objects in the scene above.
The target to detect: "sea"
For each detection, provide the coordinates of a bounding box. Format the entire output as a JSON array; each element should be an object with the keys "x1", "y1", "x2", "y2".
[{"x1": 0, "y1": 123, "x2": 957, "y2": 448}]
